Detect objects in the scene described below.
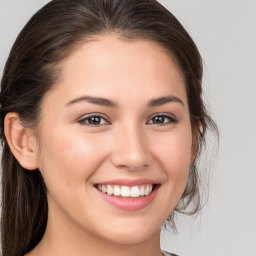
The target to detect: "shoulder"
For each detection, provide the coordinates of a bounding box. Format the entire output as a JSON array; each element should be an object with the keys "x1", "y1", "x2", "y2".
[{"x1": 162, "y1": 251, "x2": 180, "y2": 256}]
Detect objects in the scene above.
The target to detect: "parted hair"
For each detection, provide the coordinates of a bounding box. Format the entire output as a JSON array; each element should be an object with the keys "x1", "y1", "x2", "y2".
[{"x1": 0, "y1": 0, "x2": 217, "y2": 255}]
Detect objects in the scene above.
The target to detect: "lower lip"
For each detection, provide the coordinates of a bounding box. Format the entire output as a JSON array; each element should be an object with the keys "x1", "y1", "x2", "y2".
[{"x1": 96, "y1": 185, "x2": 160, "y2": 211}]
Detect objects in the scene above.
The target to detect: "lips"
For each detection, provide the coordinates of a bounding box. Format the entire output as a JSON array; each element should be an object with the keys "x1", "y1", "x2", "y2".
[
  {"x1": 97, "y1": 184, "x2": 153, "y2": 198},
  {"x1": 94, "y1": 179, "x2": 160, "y2": 210}
]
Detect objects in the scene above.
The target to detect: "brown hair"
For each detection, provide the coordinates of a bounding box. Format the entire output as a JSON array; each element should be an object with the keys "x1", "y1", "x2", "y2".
[{"x1": 0, "y1": 0, "x2": 217, "y2": 255}]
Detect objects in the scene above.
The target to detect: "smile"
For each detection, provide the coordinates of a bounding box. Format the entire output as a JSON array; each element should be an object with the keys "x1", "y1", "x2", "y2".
[
  {"x1": 97, "y1": 184, "x2": 154, "y2": 198},
  {"x1": 95, "y1": 181, "x2": 160, "y2": 211}
]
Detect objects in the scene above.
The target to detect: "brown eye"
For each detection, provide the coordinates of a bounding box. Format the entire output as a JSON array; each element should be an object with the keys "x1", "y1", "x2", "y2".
[
  {"x1": 79, "y1": 115, "x2": 109, "y2": 126},
  {"x1": 152, "y1": 116, "x2": 165, "y2": 124},
  {"x1": 148, "y1": 114, "x2": 178, "y2": 126}
]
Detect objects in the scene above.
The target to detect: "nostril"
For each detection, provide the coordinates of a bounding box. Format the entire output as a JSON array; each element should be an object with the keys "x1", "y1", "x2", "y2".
[{"x1": 110, "y1": 135, "x2": 152, "y2": 170}]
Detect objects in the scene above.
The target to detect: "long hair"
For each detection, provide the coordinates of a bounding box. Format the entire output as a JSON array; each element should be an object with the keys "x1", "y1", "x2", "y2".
[{"x1": 0, "y1": 0, "x2": 217, "y2": 255}]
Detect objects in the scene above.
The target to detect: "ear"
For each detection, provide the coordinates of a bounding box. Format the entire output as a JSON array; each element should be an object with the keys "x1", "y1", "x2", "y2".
[
  {"x1": 191, "y1": 120, "x2": 201, "y2": 164},
  {"x1": 4, "y1": 112, "x2": 39, "y2": 170}
]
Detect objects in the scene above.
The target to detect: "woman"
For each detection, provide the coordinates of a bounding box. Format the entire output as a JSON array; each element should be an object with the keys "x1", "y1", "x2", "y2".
[{"x1": 0, "y1": 0, "x2": 217, "y2": 255}]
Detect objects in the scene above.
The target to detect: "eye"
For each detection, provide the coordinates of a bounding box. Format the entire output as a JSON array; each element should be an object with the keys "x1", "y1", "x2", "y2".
[
  {"x1": 147, "y1": 114, "x2": 178, "y2": 126},
  {"x1": 78, "y1": 115, "x2": 109, "y2": 127}
]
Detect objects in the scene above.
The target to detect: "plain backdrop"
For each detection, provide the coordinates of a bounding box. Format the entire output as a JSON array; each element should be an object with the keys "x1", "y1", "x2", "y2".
[{"x1": 0, "y1": 1, "x2": 256, "y2": 256}]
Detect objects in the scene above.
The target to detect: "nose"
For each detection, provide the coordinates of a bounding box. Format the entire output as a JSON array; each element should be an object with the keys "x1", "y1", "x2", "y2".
[{"x1": 111, "y1": 125, "x2": 152, "y2": 171}]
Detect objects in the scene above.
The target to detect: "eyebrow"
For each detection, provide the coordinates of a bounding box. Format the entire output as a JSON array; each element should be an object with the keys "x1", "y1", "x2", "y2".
[
  {"x1": 66, "y1": 96, "x2": 119, "y2": 108},
  {"x1": 65, "y1": 95, "x2": 184, "y2": 108},
  {"x1": 148, "y1": 96, "x2": 184, "y2": 107}
]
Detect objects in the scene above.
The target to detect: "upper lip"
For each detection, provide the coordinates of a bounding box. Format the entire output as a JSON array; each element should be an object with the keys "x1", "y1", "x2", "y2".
[{"x1": 95, "y1": 178, "x2": 160, "y2": 186}]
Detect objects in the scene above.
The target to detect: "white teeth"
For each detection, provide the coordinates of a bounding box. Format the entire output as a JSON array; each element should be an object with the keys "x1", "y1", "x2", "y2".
[
  {"x1": 139, "y1": 186, "x2": 145, "y2": 196},
  {"x1": 107, "y1": 185, "x2": 113, "y2": 195},
  {"x1": 121, "y1": 186, "x2": 130, "y2": 197},
  {"x1": 102, "y1": 185, "x2": 107, "y2": 193},
  {"x1": 97, "y1": 184, "x2": 155, "y2": 198},
  {"x1": 131, "y1": 186, "x2": 140, "y2": 197},
  {"x1": 113, "y1": 185, "x2": 121, "y2": 196},
  {"x1": 145, "y1": 185, "x2": 150, "y2": 196}
]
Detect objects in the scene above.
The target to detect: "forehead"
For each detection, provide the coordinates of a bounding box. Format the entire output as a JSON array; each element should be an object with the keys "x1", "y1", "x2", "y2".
[{"x1": 45, "y1": 35, "x2": 187, "y2": 109}]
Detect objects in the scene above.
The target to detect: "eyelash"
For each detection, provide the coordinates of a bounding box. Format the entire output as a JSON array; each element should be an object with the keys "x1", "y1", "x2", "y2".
[
  {"x1": 78, "y1": 113, "x2": 178, "y2": 127},
  {"x1": 147, "y1": 114, "x2": 178, "y2": 126},
  {"x1": 78, "y1": 114, "x2": 109, "y2": 127}
]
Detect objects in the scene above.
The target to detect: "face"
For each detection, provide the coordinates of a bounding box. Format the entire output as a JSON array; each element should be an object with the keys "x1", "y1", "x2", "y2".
[{"x1": 35, "y1": 35, "x2": 194, "y2": 245}]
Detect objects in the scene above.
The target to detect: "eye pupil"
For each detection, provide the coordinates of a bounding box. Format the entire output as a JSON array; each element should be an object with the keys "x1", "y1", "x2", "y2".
[
  {"x1": 153, "y1": 116, "x2": 165, "y2": 124},
  {"x1": 88, "y1": 116, "x2": 101, "y2": 125}
]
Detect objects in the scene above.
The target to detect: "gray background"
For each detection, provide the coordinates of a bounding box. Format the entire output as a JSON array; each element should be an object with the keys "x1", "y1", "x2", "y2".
[{"x1": 0, "y1": 1, "x2": 255, "y2": 256}]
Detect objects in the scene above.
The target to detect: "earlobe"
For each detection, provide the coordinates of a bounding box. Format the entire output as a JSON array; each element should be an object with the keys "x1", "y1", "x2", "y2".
[{"x1": 4, "y1": 112, "x2": 39, "y2": 170}]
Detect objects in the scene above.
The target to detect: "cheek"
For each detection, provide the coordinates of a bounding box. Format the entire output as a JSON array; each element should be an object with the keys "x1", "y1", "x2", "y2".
[
  {"x1": 37, "y1": 127, "x2": 110, "y2": 195},
  {"x1": 151, "y1": 127, "x2": 192, "y2": 184},
  {"x1": 146, "y1": 126, "x2": 193, "y2": 219}
]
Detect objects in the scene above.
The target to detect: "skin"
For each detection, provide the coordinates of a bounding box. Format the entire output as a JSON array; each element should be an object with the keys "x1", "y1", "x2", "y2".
[{"x1": 6, "y1": 35, "x2": 197, "y2": 256}]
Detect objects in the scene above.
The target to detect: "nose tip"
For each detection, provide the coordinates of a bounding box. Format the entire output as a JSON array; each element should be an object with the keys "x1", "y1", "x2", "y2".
[
  {"x1": 111, "y1": 129, "x2": 152, "y2": 171},
  {"x1": 113, "y1": 151, "x2": 148, "y2": 171}
]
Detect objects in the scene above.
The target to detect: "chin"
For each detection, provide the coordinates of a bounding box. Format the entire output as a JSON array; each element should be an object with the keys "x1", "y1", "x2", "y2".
[{"x1": 93, "y1": 218, "x2": 160, "y2": 245}]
